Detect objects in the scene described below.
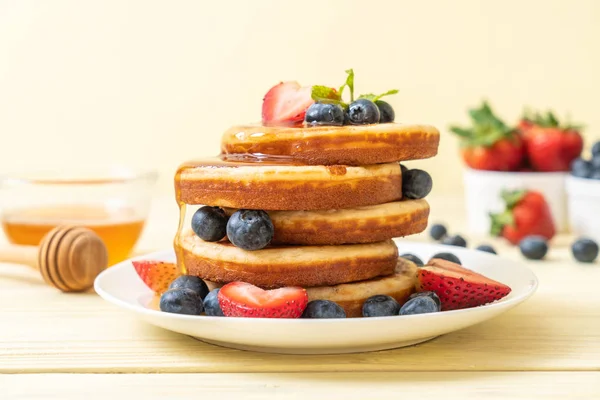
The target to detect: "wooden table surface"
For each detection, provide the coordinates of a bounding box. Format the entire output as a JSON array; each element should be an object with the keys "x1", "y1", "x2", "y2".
[{"x1": 2, "y1": 195, "x2": 599, "y2": 399}]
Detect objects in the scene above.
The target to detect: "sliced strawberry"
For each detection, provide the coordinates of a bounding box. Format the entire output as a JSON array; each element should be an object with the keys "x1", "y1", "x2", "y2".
[
  {"x1": 261, "y1": 81, "x2": 314, "y2": 125},
  {"x1": 132, "y1": 260, "x2": 180, "y2": 294},
  {"x1": 417, "y1": 259, "x2": 511, "y2": 311},
  {"x1": 218, "y1": 282, "x2": 308, "y2": 318}
]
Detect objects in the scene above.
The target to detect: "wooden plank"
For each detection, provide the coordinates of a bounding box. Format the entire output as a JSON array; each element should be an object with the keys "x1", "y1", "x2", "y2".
[
  {"x1": 1, "y1": 259, "x2": 599, "y2": 373},
  {"x1": 3, "y1": 372, "x2": 600, "y2": 399},
  {"x1": 2, "y1": 194, "x2": 599, "y2": 374}
]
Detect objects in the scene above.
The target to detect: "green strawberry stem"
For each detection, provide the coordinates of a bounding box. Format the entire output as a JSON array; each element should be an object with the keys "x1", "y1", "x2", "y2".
[
  {"x1": 449, "y1": 101, "x2": 515, "y2": 148},
  {"x1": 521, "y1": 108, "x2": 584, "y2": 131},
  {"x1": 501, "y1": 189, "x2": 526, "y2": 209},
  {"x1": 489, "y1": 189, "x2": 525, "y2": 236}
]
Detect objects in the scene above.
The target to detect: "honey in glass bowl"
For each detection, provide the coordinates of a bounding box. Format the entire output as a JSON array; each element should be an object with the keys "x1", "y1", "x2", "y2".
[{"x1": 0, "y1": 167, "x2": 158, "y2": 266}]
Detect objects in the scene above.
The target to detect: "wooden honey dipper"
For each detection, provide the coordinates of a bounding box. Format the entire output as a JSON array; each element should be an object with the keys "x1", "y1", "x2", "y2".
[{"x1": 0, "y1": 225, "x2": 108, "y2": 292}]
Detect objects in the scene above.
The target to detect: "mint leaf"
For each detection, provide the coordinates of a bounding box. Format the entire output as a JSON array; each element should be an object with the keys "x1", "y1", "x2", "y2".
[
  {"x1": 373, "y1": 89, "x2": 398, "y2": 102},
  {"x1": 358, "y1": 89, "x2": 399, "y2": 102},
  {"x1": 311, "y1": 85, "x2": 343, "y2": 105},
  {"x1": 338, "y1": 69, "x2": 355, "y2": 101},
  {"x1": 357, "y1": 93, "x2": 376, "y2": 101}
]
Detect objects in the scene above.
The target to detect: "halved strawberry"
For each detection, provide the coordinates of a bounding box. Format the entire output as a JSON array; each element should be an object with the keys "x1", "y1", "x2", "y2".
[
  {"x1": 261, "y1": 81, "x2": 313, "y2": 125},
  {"x1": 218, "y1": 282, "x2": 308, "y2": 318},
  {"x1": 417, "y1": 259, "x2": 511, "y2": 311},
  {"x1": 132, "y1": 260, "x2": 180, "y2": 294}
]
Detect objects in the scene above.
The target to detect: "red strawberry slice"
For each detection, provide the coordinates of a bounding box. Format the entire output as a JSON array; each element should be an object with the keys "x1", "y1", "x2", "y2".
[
  {"x1": 417, "y1": 259, "x2": 511, "y2": 311},
  {"x1": 218, "y1": 282, "x2": 308, "y2": 318},
  {"x1": 132, "y1": 260, "x2": 180, "y2": 294},
  {"x1": 261, "y1": 81, "x2": 314, "y2": 125}
]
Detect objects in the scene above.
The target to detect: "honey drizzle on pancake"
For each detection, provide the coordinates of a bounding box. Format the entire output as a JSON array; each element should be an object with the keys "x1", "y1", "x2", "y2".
[
  {"x1": 174, "y1": 166, "x2": 187, "y2": 274},
  {"x1": 173, "y1": 153, "x2": 306, "y2": 274}
]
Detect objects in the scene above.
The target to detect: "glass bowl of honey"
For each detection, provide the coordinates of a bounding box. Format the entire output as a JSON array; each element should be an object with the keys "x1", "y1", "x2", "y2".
[{"x1": 0, "y1": 166, "x2": 158, "y2": 266}]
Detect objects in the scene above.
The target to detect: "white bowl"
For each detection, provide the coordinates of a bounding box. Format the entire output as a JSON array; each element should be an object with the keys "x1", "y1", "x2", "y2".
[
  {"x1": 94, "y1": 240, "x2": 538, "y2": 355},
  {"x1": 566, "y1": 175, "x2": 600, "y2": 241},
  {"x1": 463, "y1": 168, "x2": 568, "y2": 235}
]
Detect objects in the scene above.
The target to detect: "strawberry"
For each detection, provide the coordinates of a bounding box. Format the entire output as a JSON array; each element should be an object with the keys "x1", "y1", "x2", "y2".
[
  {"x1": 519, "y1": 109, "x2": 583, "y2": 172},
  {"x1": 132, "y1": 260, "x2": 180, "y2": 294},
  {"x1": 261, "y1": 81, "x2": 314, "y2": 126},
  {"x1": 417, "y1": 259, "x2": 512, "y2": 311},
  {"x1": 217, "y1": 282, "x2": 308, "y2": 318},
  {"x1": 490, "y1": 190, "x2": 556, "y2": 245},
  {"x1": 449, "y1": 101, "x2": 524, "y2": 171}
]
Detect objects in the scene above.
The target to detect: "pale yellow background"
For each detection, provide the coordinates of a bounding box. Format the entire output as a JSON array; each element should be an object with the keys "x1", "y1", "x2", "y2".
[{"x1": 0, "y1": 0, "x2": 598, "y2": 196}]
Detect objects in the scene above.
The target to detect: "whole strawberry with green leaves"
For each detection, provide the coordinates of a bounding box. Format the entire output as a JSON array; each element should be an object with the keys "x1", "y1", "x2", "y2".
[
  {"x1": 519, "y1": 109, "x2": 583, "y2": 172},
  {"x1": 449, "y1": 102, "x2": 525, "y2": 171},
  {"x1": 490, "y1": 189, "x2": 556, "y2": 245}
]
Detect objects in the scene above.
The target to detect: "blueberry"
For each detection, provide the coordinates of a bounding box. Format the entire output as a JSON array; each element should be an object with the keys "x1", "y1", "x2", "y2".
[
  {"x1": 571, "y1": 238, "x2": 599, "y2": 263},
  {"x1": 305, "y1": 103, "x2": 344, "y2": 126},
  {"x1": 400, "y1": 163, "x2": 408, "y2": 175},
  {"x1": 203, "y1": 288, "x2": 224, "y2": 316},
  {"x1": 362, "y1": 295, "x2": 401, "y2": 317},
  {"x1": 476, "y1": 244, "x2": 497, "y2": 254},
  {"x1": 408, "y1": 291, "x2": 441, "y2": 310},
  {"x1": 347, "y1": 99, "x2": 380, "y2": 125},
  {"x1": 429, "y1": 224, "x2": 447, "y2": 241},
  {"x1": 169, "y1": 275, "x2": 209, "y2": 299},
  {"x1": 519, "y1": 236, "x2": 548, "y2": 260},
  {"x1": 191, "y1": 206, "x2": 228, "y2": 242},
  {"x1": 375, "y1": 100, "x2": 395, "y2": 123},
  {"x1": 591, "y1": 156, "x2": 600, "y2": 171},
  {"x1": 402, "y1": 169, "x2": 433, "y2": 199},
  {"x1": 400, "y1": 253, "x2": 423, "y2": 266},
  {"x1": 570, "y1": 158, "x2": 592, "y2": 178},
  {"x1": 430, "y1": 252, "x2": 461, "y2": 265},
  {"x1": 590, "y1": 170, "x2": 600, "y2": 180},
  {"x1": 301, "y1": 300, "x2": 346, "y2": 318},
  {"x1": 399, "y1": 296, "x2": 439, "y2": 315},
  {"x1": 159, "y1": 288, "x2": 204, "y2": 315},
  {"x1": 226, "y1": 209, "x2": 274, "y2": 251},
  {"x1": 441, "y1": 234, "x2": 467, "y2": 248},
  {"x1": 592, "y1": 141, "x2": 600, "y2": 158}
]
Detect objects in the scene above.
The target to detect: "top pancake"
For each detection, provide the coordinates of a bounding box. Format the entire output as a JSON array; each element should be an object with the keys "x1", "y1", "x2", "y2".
[{"x1": 221, "y1": 123, "x2": 440, "y2": 165}]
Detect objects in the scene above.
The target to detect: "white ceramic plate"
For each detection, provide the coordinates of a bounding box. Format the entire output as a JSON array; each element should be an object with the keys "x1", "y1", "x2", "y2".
[{"x1": 94, "y1": 240, "x2": 538, "y2": 354}]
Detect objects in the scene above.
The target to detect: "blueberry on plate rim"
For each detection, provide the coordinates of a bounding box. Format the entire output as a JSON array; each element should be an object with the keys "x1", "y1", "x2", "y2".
[
  {"x1": 399, "y1": 296, "x2": 439, "y2": 315},
  {"x1": 169, "y1": 275, "x2": 210, "y2": 299},
  {"x1": 203, "y1": 288, "x2": 225, "y2": 316},
  {"x1": 159, "y1": 288, "x2": 204, "y2": 316},
  {"x1": 302, "y1": 300, "x2": 346, "y2": 318},
  {"x1": 362, "y1": 295, "x2": 401, "y2": 317},
  {"x1": 408, "y1": 291, "x2": 441, "y2": 310}
]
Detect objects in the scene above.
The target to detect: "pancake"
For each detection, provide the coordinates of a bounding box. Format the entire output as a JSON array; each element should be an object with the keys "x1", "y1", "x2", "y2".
[
  {"x1": 306, "y1": 257, "x2": 417, "y2": 318},
  {"x1": 223, "y1": 199, "x2": 429, "y2": 245},
  {"x1": 204, "y1": 258, "x2": 418, "y2": 318},
  {"x1": 175, "y1": 158, "x2": 402, "y2": 210},
  {"x1": 176, "y1": 231, "x2": 398, "y2": 288},
  {"x1": 220, "y1": 123, "x2": 440, "y2": 165}
]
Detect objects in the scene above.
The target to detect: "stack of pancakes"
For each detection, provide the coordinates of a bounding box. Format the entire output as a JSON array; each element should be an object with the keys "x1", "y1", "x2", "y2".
[{"x1": 174, "y1": 123, "x2": 440, "y2": 317}]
